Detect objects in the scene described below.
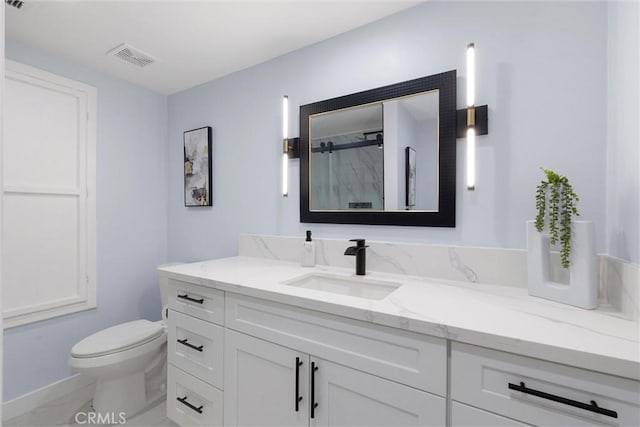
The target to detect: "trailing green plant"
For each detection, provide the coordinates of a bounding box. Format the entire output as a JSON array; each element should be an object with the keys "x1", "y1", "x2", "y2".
[{"x1": 534, "y1": 167, "x2": 580, "y2": 268}]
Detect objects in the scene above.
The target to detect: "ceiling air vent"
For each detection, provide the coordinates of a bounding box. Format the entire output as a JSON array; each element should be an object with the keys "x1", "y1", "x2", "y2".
[
  {"x1": 107, "y1": 43, "x2": 156, "y2": 68},
  {"x1": 5, "y1": 0, "x2": 24, "y2": 9}
]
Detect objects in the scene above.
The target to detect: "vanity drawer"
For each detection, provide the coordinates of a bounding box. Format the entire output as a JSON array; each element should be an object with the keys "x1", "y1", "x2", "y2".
[
  {"x1": 225, "y1": 293, "x2": 446, "y2": 395},
  {"x1": 167, "y1": 365, "x2": 223, "y2": 427},
  {"x1": 451, "y1": 342, "x2": 640, "y2": 426},
  {"x1": 451, "y1": 402, "x2": 531, "y2": 426},
  {"x1": 168, "y1": 310, "x2": 224, "y2": 389},
  {"x1": 168, "y1": 279, "x2": 224, "y2": 325}
]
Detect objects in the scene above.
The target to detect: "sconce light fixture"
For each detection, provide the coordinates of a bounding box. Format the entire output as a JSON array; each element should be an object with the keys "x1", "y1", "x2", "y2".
[
  {"x1": 466, "y1": 43, "x2": 476, "y2": 190},
  {"x1": 282, "y1": 95, "x2": 300, "y2": 197},
  {"x1": 457, "y1": 42, "x2": 488, "y2": 191},
  {"x1": 282, "y1": 95, "x2": 289, "y2": 197}
]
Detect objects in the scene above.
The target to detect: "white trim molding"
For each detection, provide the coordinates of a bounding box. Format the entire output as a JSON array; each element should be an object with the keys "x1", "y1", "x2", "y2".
[
  {"x1": 1, "y1": 1, "x2": 5, "y2": 414},
  {"x1": 2, "y1": 60, "x2": 97, "y2": 328},
  {"x1": 2, "y1": 374, "x2": 95, "y2": 422}
]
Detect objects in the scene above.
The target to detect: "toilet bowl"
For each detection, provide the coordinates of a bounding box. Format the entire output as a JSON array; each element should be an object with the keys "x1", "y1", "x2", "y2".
[
  {"x1": 69, "y1": 264, "x2": 179, "y2": 422},
  {"x1": 69, "y1": 319, "x2": 167, "y2": 419}
]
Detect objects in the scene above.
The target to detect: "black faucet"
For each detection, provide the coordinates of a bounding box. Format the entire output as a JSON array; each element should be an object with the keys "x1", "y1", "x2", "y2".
[{"x1": 344, "y1": 239, "x2": 369, "y2": 275}]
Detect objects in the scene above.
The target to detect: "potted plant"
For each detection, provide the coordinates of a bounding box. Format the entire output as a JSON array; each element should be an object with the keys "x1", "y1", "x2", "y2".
[
  {"x1": 527, "y1": 167, "x2": 597, "y2": 309},
  {"x1": 534, "y1": 167, "x2": 580, "y2": 268}
]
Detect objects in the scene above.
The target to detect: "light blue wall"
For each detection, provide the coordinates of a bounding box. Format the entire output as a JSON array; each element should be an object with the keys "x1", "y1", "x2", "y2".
[
  {"x1": 167, "y1": 1, "x2": 609, "y2": 261},
  {"x1": 3, "y1": 41, "x2": 168, "y2": 401}
]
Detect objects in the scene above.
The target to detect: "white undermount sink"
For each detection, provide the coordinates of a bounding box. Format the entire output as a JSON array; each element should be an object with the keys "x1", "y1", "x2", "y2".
[{"x1": 282, "y1": 272, "x2": 401, "y2": 300}]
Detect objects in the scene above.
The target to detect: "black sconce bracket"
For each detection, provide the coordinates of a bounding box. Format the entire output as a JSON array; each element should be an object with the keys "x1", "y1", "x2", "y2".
[
  {"x1": 282, "y1": 138, "x2": 300, "y2": 159},
  {"x1": 284, "y1": 137, "x2": 300, "y2": 159},
  {"x1": 456, "y1": 105, "x2": 488, "y2": 138}
]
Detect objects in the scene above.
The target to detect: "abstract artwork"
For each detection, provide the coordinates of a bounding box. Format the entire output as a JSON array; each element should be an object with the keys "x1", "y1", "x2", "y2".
[
  {"x1": 184, "y1": 126, "x2": 212, "y2": 206},
  {"x1": 405, "y1": 147, "x2": 416, "y2": 209}
]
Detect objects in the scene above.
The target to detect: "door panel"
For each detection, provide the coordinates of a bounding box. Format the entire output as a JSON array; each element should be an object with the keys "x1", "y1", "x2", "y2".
[
  {"x1": 311, "y1": 358, "x2": 445, "y2": 427},
  {"x1": 224, "y1": 329, "x2": 308, "y2": 427}
]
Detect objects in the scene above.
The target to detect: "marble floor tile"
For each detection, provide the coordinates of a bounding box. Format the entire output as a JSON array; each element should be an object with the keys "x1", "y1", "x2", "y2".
[
  {"x1": 4, "y1": 382, "x2": 95, "y2": 427},
  {"x1": 5, "y1": 390, "x2": 176, "y2": 427},
  {"x1": 63, "y1": 400, "x2": 176, "y2": 427}
]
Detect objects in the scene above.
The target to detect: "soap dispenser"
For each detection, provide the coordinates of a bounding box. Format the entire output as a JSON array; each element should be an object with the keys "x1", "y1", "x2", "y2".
[{"x1": 301, "y1": 230, "x2": 316, "y2": 267}]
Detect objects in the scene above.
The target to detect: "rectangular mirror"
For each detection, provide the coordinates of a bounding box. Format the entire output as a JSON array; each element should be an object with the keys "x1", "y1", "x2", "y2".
[{"x1": 300, "y1": 70, "x2": 457, "y2": 226}]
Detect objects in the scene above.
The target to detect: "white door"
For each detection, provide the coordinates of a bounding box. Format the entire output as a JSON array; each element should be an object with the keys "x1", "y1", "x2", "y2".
[
  {"x1": 311, "y1": 358, "x2": 446, "y2": 427},
  {"x1": 224, "y1": 329, "x2": 309, "y2": 427}
]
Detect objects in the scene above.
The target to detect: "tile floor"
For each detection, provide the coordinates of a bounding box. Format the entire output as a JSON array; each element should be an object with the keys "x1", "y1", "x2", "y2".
[{"x1": 5, "y1": 382, "x2": 177, "y2": 427}]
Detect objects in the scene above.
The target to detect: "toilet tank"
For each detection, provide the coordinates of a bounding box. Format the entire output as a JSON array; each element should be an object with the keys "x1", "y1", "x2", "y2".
[{"x1": 158, "y1": 263, "x2": 184, "y2": 309}]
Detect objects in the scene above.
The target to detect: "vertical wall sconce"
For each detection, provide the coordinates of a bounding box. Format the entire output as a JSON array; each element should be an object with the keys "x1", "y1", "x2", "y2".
[
  {"x1": 457, "y1": 42, "x2": 488, "y2": 191},
  {"x1": 282, "y1": 94, "x2": 300, "y2": 197},
  {"x1": 466, "y1": 43, "x2": 476, "y2": 191},
  {"x1": 282, "y1": 95, "x2": 289, "y2": 197}
]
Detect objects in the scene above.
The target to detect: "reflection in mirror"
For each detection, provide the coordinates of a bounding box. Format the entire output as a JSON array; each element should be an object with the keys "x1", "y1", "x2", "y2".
[
  {"x1": 384, "y1": 91, "x2": 438, "y2": 211},
  {"x1": 310, "y1": 104, "x2": 384, "y2": 210},
  {"x1": 309, "y1": 91, "x2": 438, "y2": 212}
]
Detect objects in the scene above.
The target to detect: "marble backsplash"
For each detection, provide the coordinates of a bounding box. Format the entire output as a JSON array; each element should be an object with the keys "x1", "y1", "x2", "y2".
[{"x1": 238, "y1": 234, "x2": 639, "y2": 321}]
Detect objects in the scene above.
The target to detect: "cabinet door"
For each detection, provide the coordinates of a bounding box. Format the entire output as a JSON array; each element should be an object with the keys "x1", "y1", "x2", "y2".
[
  {"x1": 311, "y1": 358, "x2": 445, "y2": 427},
  {"x1": 224, "y1": 329, "x2": 309, "y2": 427}
]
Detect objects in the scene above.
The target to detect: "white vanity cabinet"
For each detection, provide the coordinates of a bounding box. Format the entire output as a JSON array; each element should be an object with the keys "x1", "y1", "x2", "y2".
[
  {"x1": 163, "y1": 271, "x2": 639, "y2": 427},
  {"x1": 223, "y1": 293, "x2": 447, "y2": 426},
  {"x1": 166, "y1": 279, "x2": 225, "y2": 427},
  {"x1": 451, "y1": 342, "x2": 640, "y2": 427}
]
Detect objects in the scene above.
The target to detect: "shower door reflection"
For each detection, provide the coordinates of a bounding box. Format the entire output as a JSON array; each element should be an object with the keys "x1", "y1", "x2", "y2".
[{"x1": 310, "y1": 103, "x2": 384, "y2": 211}]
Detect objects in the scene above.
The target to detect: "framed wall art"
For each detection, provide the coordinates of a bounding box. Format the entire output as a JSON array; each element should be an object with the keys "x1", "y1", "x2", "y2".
[{"x1": 184, "y1": 126, "x2": 212, "y2": 207}]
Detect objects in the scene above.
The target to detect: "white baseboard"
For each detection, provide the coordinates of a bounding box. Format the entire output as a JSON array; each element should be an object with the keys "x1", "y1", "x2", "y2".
[{"x1": 2, "y1": 373, "x2": 94, "y2": 421}]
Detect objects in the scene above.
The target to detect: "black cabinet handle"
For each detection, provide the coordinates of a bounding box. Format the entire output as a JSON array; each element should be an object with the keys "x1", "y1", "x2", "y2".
[
  {"x1": 177, "y1": 294, "x2": 204, "y2": 304},
  {"x1": 177, "y1": 338, "x2": 203, "y2": 352},
  {"x1": 177, "y1": 396, "x2": 203, "y2": 414},
  {"x1": 310, "y1": 361, "x2": 319, "y2": 419},
  {"x1": 295, "y1": 357, "x2": 303, "y2": 412},
  {"x1": 508, "y1": 382, "x2": 618, "y2": 419}
]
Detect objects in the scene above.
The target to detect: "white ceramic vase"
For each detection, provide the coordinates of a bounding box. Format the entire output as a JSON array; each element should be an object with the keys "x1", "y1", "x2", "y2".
[{"x1": 526, "y1": 220, "x2": 598, "y2": 309}]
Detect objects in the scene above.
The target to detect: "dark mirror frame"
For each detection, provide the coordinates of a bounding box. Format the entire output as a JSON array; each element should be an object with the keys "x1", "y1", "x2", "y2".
[{"x1": 300, "y1": 70, "x2": 457, "y2": 227}]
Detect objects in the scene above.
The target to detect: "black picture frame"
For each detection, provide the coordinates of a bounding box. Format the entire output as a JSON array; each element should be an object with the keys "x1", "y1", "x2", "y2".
[
  {"x1": 183, "y1": 126, "x2": 213, "y2": 207},
  {"x1": 299, "y1": 70, "x2": 457, "y2": 227}
]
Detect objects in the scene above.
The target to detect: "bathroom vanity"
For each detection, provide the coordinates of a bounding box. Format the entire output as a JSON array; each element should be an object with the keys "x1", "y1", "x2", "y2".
[{"x1": 160, "y1": 256, "x2": 639, "y2": 427}]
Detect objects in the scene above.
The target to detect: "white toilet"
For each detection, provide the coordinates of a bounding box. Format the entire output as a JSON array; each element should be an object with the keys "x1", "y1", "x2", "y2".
[{"x1": 69, "y1": 272, "x2": 173, "y2": 419}]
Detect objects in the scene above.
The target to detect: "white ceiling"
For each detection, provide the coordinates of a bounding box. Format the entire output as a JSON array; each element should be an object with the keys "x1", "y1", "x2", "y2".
[{"x1": 5, "y1": 1, "x2": 422, "y2": 95}]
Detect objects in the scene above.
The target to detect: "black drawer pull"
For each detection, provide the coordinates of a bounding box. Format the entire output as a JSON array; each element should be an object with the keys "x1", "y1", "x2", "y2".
[
  {"x1": 177, "y1": 294, "x2": 204, "y2": 304},
  {"x1": 177, "y1": 338, "x2": 203, "y2": 352},
  {"x1": 295, "y1": 357, "x2": 303, "y2": 412},
  {"x1": 177, "y1": 396, "x2": 203, "y2": 414},
  {"x1": 310, "y1": 362, "x2": 319, "y2": 419},
  {"x1": 508, "y1": 382, "x2": 618, "y2": 419}
]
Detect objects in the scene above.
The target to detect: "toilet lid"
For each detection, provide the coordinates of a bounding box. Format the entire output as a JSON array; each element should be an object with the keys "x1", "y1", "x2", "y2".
[{"x1": 71, "y1": 320, "x2": 164, "y2": 358}]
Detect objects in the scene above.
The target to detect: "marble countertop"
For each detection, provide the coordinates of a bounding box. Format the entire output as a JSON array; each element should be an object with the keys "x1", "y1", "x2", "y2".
[{"x1": 159, "y1": 256, "x2": 639, "y2": 381}]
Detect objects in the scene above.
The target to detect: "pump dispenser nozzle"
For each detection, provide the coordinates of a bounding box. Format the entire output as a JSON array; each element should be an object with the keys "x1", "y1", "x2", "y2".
[{"x1": 301, "y1": 230, "x2": 315, "y2": 267}]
